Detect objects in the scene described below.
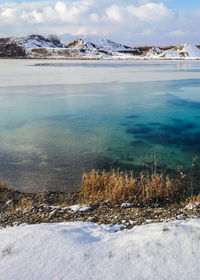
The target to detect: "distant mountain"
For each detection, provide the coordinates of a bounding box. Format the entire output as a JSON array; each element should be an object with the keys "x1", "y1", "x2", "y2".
[{"x1": 0, "y1": 34, "x2": 200, "y2": 59}]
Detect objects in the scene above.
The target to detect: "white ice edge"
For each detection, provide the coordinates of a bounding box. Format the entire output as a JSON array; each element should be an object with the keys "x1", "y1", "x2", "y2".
[{"x1": 1, "y1": 59, "x2": 200, "y2": 88}]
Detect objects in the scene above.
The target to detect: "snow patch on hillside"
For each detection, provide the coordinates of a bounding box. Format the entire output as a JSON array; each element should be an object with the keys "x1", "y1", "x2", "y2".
[
  {"x1": 86, "y1": 38, "x2": 132, "y2": 52},
  {"x1": 0, "y1": 219, "x2": 199, "y2": 280}
]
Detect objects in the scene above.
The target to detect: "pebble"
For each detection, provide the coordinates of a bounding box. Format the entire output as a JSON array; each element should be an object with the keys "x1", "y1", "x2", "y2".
[{"x1": 1, "y1": 187, "x2": 200, "y2": 229}]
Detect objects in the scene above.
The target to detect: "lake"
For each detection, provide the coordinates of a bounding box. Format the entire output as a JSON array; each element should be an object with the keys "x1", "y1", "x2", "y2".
[{"x1": 1, "y1": 59, "x2": 200, "y2": 192}]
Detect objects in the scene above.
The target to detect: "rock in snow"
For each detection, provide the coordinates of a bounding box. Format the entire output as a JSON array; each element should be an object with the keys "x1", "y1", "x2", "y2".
[{"x1": 0, "y1": 219, "x2": 200, "y2": 280}]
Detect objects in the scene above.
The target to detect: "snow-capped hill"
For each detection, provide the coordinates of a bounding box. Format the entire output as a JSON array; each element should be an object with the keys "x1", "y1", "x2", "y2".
[
  {"x1": 143, "y1": 44, "x2": 200, "y2": 59},
  {"x1": 66, "y1": 38, "x2": 103, "y2": 58},
  {"x1": 145, "y1": 47, "x2": 162, "y2": 57},
  {"x1": 86, "y1": 38, "x2": 133, "y2": 52},
  {"x1": 0, "y1": 34, "x2": 66, "y2": 57},
  {"x1": 147, "y1": 44, "x2": 200, "y2": 59},
  {"x1": 66, "y1": 38, "x2": 141, "y2": 58},
  {"x1": 66, "y1": 38, "x2": 96, "y2": 52},
  {"x1": 12, "y1": 34, "x2": 65, "y2": 52},
  {"x1": 177, "y1": 44, "x2": 200, "y2": 57}
]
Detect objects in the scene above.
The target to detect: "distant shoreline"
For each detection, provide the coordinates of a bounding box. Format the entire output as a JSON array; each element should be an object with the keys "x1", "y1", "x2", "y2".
[
  {"x1": 1, "y1": 57, "x2": 200, "y2": 60},
  {"x1": 1, "y1": 35, "x2": 200, "y2": 60}
]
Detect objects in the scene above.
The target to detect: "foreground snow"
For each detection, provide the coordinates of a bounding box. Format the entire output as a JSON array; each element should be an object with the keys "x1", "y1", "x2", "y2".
[{"x1": 0, "y1": 219, "x2": 199, "y2": 280}]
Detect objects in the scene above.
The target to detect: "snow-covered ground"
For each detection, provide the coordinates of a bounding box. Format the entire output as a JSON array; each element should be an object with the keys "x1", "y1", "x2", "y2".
[{"x1": 0, "y1": 219, "x2": 199, "y2": 280}]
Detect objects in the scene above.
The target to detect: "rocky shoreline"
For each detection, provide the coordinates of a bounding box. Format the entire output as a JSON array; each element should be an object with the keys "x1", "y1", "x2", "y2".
[{"x1": 0, "y1": 185, "x2": 199, "y2": 229}]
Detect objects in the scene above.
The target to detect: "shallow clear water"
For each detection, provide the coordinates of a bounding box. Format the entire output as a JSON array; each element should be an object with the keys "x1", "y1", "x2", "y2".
[{"x1": 1, "y1": 60, "x2": 200, "y2": 192}]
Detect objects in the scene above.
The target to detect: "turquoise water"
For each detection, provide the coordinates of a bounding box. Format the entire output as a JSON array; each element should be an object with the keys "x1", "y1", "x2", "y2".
[{"x1": 1, "y1": 61, "x2": 200, "y2": 192}]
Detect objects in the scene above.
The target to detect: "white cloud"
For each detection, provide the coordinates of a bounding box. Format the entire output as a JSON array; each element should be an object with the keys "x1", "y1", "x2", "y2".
[
  {"x1": 90, "y1": 13, "x2": 99, "y2": 22},
  {"x1": 169, "y1": 30, "x2": 185, "y2": 36},
  {"x1": 0, "y1": 1, "x2": 199, "y2": 45},
  {"x1": 127, "y1": 3, "x2": 173, "y2": 22},
  {"x1": 0, "y1": 7, "x2": 17, "y2": 24},
  {"x1": 1, "y1": 7, "x2": 16, "y2": 18},
  {"x1": 105, "y1": 5, "x2": 122, "y2": 22}
]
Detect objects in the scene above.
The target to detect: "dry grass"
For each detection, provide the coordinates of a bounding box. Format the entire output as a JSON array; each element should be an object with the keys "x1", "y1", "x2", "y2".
[
  {"x1": 6, "y1": 197, "x2": 34, "y2": 214},
  {"x1": 189, "y1": 194, "x2": 200, "y2": 203},
  {"x1": 31, "y1": 48, "x2": 48, "y2": 55},
  {"x1": 18, "y1": 198, "x2": 33, "y2": 210},
  {"x1": 0, "y1": 180, "x2": 15, "y2": 192},
  {"x1": 80, "y1": 169, "x2": 185, "y2": 206},
  {"x1": 12, "y1": 198, "x2": 34, "y2": 213}
]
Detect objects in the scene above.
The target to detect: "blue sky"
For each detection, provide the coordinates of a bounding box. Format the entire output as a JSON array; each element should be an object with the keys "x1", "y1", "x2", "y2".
[
  {"x1": 1, "y1": 0, "x2": 200, "y2": 9},
  {"x1": 167, "y1": 0, "x2": 200, "y2": 9},
  {"x1": 0, "y1": 0, "x2": 200, "y2": 45}
]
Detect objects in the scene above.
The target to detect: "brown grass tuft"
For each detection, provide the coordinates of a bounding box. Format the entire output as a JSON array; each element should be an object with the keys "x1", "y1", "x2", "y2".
[
  {"x1": 80, "y1": 169, "x2": 185, "y2": 206},
  {"x1": 189, "y1": 194, "x2": 200, "y2": 203},
  {"x1": 16, "y1": 198, "x2": 34, "y2": 213}
]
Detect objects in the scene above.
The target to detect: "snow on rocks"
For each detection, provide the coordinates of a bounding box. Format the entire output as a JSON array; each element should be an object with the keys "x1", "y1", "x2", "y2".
[
  {"x1": 68, "y1": 205, "x2": 91, "y2": 213},
  {"x1": 120, "y1": 203, "x2": 133, "y2": 208},
  {"x1": 0, "y1": 219, "x2": 199, "y2": 280},
  {"x1": 5, "y1": 200, "x2": 12, "y2": 205},
  {"x1": 185, "y1": 201, "x2": 200, "y2": 210}
]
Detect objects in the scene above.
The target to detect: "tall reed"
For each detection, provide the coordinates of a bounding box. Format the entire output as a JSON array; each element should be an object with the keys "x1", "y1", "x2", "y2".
[{"x1": 80, "y1": 169, "x2": 185, "y2": 206}]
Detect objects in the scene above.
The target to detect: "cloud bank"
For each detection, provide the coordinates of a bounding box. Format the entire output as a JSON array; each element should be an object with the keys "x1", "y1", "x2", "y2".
[{"x1": 0, "y1": 0, "x2": 199, "y2": 45}]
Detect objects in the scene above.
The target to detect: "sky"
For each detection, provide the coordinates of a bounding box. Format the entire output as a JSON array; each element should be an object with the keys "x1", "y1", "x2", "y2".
[{"x1": 0, "y1": 0, "x2": 200, "y2": 46}]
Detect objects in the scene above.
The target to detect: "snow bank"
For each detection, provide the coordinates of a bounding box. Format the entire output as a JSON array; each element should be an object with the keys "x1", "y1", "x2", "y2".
[
  {"x1": 146, "y1": 44, "x2": 200, "y2": 59},
  {"x1": 68, "y1": 205, "x2": 91, "y2": 212},
  {"x1": 0, "y1": 219, "x2": 199, "y2": 280},
  {"x1": 179, "y1": 44, "x2": 200, "y2": 57}
]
